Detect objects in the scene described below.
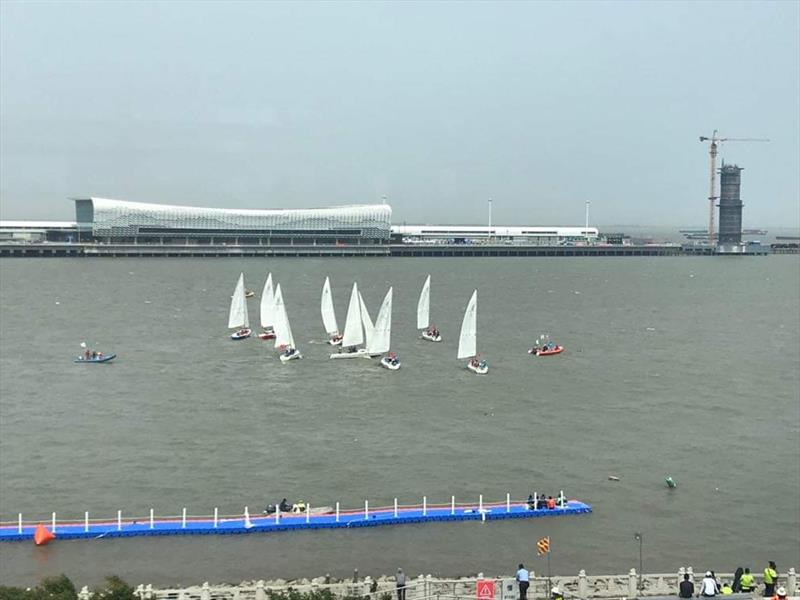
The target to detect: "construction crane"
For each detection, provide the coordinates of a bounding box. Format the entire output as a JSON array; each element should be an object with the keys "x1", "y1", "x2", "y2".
[{"x1": 699, "y1": 130, "x2": 769, "y2": 246}]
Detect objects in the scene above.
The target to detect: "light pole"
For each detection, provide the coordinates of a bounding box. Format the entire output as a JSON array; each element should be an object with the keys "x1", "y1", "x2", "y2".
[
  {"x1": 488, "y1": 198, "x2": 493, "y2": 243},
  {"x1": 585, "y1": 201, "x2": 591, "y2": 242},
  {"x1": 634, "y1": 532, "x2": 643, "y2": 591}
]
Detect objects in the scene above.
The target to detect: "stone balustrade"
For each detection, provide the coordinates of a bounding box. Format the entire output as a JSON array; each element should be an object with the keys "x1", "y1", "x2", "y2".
[{"x1": 74, "y1": 568, "x2": 797, "y2": 600}]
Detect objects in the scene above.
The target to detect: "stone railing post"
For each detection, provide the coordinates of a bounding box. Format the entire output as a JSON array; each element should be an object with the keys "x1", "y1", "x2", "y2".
[
  {"x1": 255, "y1": 580, "x2": 266, "y2": 600},
  {"x1": 687, "y1": 568, "x2": 695, "y2": 587},
  {"x1": 145, "y1": 584, "x2": 153, "y2": 600},
  {"x1": 79, "y1": 586, "x2": 91, "y2": 600},
  {"x1": 677, "y1": 567, "x2": 685, "y2": 592},
  {"x1": 628, "y1": 569, "x2": 638, "y2": 598},
  {"x1": 200, "y1": 582, "x2": 211, "y2": 600},
  {"x1": 426, "y1": 575, "x2": 433, "y2": 600},
  {"x1": 577, "y1": 570, "x2": 587, "y2": 600},
  {"x1": 787, "y1": 569, "x2": 796, "y2": 595},
  {"x1": 364, "y1": 577, "x2": 373, "y2": 597},
  {"x1": 416, "y1": 574, "x2": 425, "y2": 600}
]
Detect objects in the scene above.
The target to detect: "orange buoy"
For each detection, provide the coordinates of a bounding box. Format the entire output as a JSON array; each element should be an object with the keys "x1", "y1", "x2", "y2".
[{"x1": 34, "y1": 523, "x2": 55, "y2": 546}]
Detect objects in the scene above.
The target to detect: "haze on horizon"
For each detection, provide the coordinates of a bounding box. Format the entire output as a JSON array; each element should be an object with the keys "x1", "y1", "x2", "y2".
[{"x1": 1, "y1": 0, "x2": 798, "y2": 229}]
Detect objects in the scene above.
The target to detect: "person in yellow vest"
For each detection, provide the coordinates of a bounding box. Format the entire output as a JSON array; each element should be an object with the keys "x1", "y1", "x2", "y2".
[
  {"x1": 763, "y1": 561, "x2": 778, "y2": 597},
  {"x1": 739, "y1": 568, "x2": 755, "y2": 593},
  {"x1": 721, "y1": 583, "x2": 733, "y2": 595}
]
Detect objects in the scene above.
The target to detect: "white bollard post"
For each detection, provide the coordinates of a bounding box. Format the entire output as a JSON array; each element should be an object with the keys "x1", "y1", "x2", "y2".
[
  {"x1": 244, "y1": 506, "x2": 251, "y2": 528},
  {"x1": 364, "y1": 499, "x2": 369, "y2": 519},
  {"x1": 85, "y1": 511, "x2": 89, "y2": 532},
  {"x1": 117, "y1": 510, "x2": 122, "y2": 531},
  {"x1": 182, "y1": 507, "x2": 187, "y2": 529},
  {"x1": 559, "y1": 490, "x2": 565, "y2": 508},
  {"x1": 507, "y1": 493, "x2": 511, "y2": 513},
  {"x1": 451, "y1": 495, "x2": 455, "y2": 515},
  {"x1": 213, "y1": 507, "x2": 218, "y2": 528},
  {"x1": 18, "y1": 513, "x2": 22, "y2": 534},
  {"x1": 275, "y1": 501, "x2": 280, "y2": 524},
  {"x1": 336, "y1": 502, "x2": 340, "y2": 522},
  {"x1": 394, "y1": 498, "x2": 398, "y2": 518},
  {"x1": 534, "y1": 492, "x2": 538, "y2": 510},
  {"x1": 52, "y1": 512, "x2": 56, "y2": 533},
  {"x1": 423, "y1": 496, "x2": 427, "y2": 516},
  {"x1": 150, "y1": 508, "x2": 154, "y2": 529},
  {"x1": 479, "y1": 494, "x2": 483, "y2": 512},
  {"x1": 306, "y1": 503, "x2": 310, "y2": 524}
]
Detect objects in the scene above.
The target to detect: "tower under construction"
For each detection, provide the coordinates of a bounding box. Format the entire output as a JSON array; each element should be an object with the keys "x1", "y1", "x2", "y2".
[{"x1": 717, "y1": 163, "x2": 744, "y2": 250}]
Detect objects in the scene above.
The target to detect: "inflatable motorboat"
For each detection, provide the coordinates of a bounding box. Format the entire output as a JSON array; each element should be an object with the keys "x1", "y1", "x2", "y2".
[
  {"x1": 380, "y1": 355, "x2": 401, "y2": 370},
  {"x1": 231, "y1": 328, "x2": 252, "y2": 340},
  {"x1": 74, "y1": 353, "x2": 116, "y2": 364},
  {"x1": 529, "y1": 345, "x2": 564, "y2": 356}
]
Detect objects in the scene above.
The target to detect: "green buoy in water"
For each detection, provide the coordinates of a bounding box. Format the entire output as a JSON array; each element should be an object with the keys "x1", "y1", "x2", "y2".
[{"x1": 665, "y1": 476, "x2": 677, "y2": 488}]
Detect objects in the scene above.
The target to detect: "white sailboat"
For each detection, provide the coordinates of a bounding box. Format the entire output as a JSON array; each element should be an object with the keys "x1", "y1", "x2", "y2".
[
  {"x1": 273, "y1": 284, "x2": 301, "y2": 362},
  {"x1": 321, "y1": 277, "x2": 342, "y2": 345},
  {"x1": 330, "y1": 283, "x2": 370, "y2": 359},
  {"x1": 358, "y1": 292, "x2": 375, "y2": 354},
  {"x1": 457, "y1": 290, "x2": 487, "y2": 374},
  {"x1": 228, "y1": 273, "x2": 252, "y2": 340},
  {"x1": 371, "y1": 288, "x2": 400, "y2": 370},
  {"x1": 258, "y1": 273, "x2": 276, "y2": 340},
  {"x1": 417, "y1": 275, "x2": 441, "y2": 342}
]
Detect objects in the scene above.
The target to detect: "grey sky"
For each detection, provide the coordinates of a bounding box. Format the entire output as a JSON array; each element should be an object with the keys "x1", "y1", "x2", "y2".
[{"x1": 1, "y1": 0, "x2": 798, "y2": 228}]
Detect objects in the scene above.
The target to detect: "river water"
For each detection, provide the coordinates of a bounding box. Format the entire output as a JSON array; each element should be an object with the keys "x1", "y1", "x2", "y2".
[{"x1": 0, "y1": 257, "x2": 798, "y2": 585}]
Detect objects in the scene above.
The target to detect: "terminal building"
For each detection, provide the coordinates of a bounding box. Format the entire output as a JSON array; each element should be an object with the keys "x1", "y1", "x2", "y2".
[
  {"x1": 72, "y1": 197, "x2": 393, "y2": 245},
  {"x1": 391, "y1": 224, "x2": 599, "y2": 245}
]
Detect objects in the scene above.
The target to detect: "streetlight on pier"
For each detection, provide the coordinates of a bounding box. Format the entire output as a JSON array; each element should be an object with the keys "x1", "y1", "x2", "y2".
[{"x1": 634, "y1": 532, "x2": 643, "y2": 591}]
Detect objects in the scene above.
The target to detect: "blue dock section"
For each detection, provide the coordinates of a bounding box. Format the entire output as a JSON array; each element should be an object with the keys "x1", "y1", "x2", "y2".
[{"x1": 0, "y1": 501, "x2": 591, "y2": 542}]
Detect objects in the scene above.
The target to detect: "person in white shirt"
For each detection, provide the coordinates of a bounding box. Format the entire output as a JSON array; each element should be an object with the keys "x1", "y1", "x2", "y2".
[
  {"x1": 516, "y1": 564, "x2": 530, "y2": 600},
  {"x1": 700, "y1": 571, "x2": 719, "y2": 597}
]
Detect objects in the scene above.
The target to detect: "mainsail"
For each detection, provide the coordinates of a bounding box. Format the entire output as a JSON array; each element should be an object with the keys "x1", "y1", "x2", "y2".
[
  {"x1": 228, "y1": 273, "x2": 249, "y2": 329},
  {"x1": 368, "y1": 288, "x2": 393, "y2": 355},
  {"x1": 260, "y1": 273, "x2": 274, "y2": 329},
  {"x1": 273, "y1": 284, "x2": 295, "y2": 349},
  {"x1": 417, "y1": 275, "x2": 431, "y2": 330},
  {"x1": 359, "y1": 292, "x2": 374, "y2": 352},
  {"x1": 457, "y1": 290, "x2": 478, "y2": 360},
  {"x1": 321, "y1": 277, "x2": 339, "y2": 335},
  {"x1": 341, "y1": 283, "x2": 364, "y2": 348}
]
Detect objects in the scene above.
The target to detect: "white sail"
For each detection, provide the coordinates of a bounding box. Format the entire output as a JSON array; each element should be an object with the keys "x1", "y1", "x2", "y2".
[
  {"x1": 358, "y1": 292, "x2": 374, "y2": 351},
  {"x1": 417, "y1": 274, "x2": 431, "y2": 330},
  {"x1": 341, "y1": 283, "x2": 364, "y2": 348},
  {"x1": 260, "y1": 273, "x2": 274, "y2": 329},
  {"x1": 368, "y1": 287, "x2": 393, "y2": 355},
  {"x1": 272, "y1": 284, "x2": 295, "y2": 349},
  {"x1": 321, "y1": 277, "x2": 339, "y2": 335},
  {"x1": 457, "y1": 290, "x2": 478, "y2": 359},
  {"x1": 228, "y1": 273, "x2": 249, "y2": 329}
]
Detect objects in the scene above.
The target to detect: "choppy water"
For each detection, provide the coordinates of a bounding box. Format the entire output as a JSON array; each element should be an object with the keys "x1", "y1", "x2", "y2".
[{"x1": 1, "y1": 257, "x2": 798, "y2": 586}]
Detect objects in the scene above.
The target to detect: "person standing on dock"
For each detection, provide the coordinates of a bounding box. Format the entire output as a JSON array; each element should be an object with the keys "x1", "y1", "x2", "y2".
[
  {"x1": 763, "y1": 562, "x2": 778, "y2": 597},
  {"x1": 396, "y1": 568, "x2": 406, "y2": 600},
  {"x1": 516, "y1": 564, "x2": 530, "y2": 600}
]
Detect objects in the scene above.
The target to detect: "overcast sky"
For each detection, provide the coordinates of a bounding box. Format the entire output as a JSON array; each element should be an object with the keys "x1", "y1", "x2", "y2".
[{"x1": 1, "y1": 0, "x2": 798, "y2": 228}]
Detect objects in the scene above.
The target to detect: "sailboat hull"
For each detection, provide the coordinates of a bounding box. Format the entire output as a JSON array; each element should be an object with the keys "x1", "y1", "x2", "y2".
[
  {"x1": 258, "y1": 332, "x2": 276, "y2": 340},
  {"x1": 279, "y1": 350, "x2": 302, "y2": 363},
  {"x1": 467, "y1": 361, "x2": 489, "y2": 375},
  {"x1": 74, "y1": 354, "x2": 116, "y2": 364},
  {"x1": 421, "y1": 332, "x2": 442, "y2": 342},
  {"x1": 231, "y1": 329, "x2": 252, "y2": 340},
  {"x1": 529, "y1": 345, "x2": 564, "y2": 356},
  {"x1": 330, "y1": 349, "x2": 371, "y2": 360}
]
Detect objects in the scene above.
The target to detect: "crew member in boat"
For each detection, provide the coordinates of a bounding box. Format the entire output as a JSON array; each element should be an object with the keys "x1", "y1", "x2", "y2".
[
  {"x1": 291, "y1": 500, "x2": 307, "y2": 513},
  {"x1": 84, "y1": 349, "x2": 91, "y2": 360},
  {"x1": 236, "y1": 328, "x2": 249, "y2": 337},
  {"x1": 387, "y1": 351, "x2": 399, "y2": 365},
  {"x1": 527, "y1": 494, "x2": 536, "y2": 510},
  {"x1": 331, "y1": 333, "x2": 343, "y2": 343}
]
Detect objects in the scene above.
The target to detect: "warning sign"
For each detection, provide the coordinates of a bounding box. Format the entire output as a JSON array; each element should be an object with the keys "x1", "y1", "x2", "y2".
[{"x1": 477, "y1": 580, "x2": 495, "y2": 600}]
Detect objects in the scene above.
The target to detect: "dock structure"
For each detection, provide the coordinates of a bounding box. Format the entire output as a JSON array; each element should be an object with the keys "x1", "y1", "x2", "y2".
[
  {"x1": 0, "y1": 242, "x2": 685, "y2": 258},
  {"x1": 0, "y1": 498, "x2": 591, "y2": 542}
]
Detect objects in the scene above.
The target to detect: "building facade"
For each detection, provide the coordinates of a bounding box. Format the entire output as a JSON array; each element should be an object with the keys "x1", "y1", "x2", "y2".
[
  {"x1": 73, "y1": 197, "x2": 393, "y2": 245},
  {"x1": 391, "y1": 225, "x2": 599, "y2": 245}
]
